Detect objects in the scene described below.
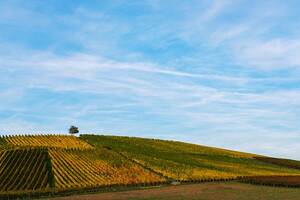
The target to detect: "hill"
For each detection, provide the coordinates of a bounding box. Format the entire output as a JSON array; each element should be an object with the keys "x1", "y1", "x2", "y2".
[
  {"x1": 81, "y1": 135, "x2": 300, "y2": 180},
  {"x1": 0, "y1": 134, "x2": 300, "y2": 199}
]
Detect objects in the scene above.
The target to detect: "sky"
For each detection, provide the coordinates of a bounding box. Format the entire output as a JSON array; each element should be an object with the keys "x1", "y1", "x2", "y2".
[{"x1": 0, "y1": 0, "x2": 300, "y2": 159}]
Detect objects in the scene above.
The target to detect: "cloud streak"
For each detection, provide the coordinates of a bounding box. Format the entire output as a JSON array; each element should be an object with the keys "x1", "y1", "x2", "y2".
[{"x1": 0, "y1": 0, "x2": 300, "y2": 159}]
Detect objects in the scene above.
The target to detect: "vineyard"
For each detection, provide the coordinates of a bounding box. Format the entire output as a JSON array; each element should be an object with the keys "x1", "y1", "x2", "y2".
[
  {"x1": 49, "y1": 149, "x2": 164, "y2": 190},
  {"x1": 0, "y1": 135, "x2": 165, "y2": 198},
  {"x1": 254, "y1": 156, "x2": 300, "y2": 170},
  {"x1": 241, "y1": 176, "x2": 300, "y2": 187},
  {"x1": 81, "y1": 135, "x2": 300, "y2": 182},
  {"x1": 0, "y1": 134, "x2": 299, "y2": 199},
  {"x1": 0, "y1": 149, "x2": 50, "y2": 193},
  {"x1": 4, "y1": 135, "x2": 93, "y2": 150}
]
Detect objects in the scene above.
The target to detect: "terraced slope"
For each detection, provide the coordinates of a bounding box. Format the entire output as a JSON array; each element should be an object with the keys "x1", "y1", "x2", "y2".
[
  {"x1": 4, "y1": 135, "x2": 93, "y2": 150},
  {"x1": 81, "y1": 135, "x2": 300, "y2": 181},
  {"x1": 0, "y1": 149, "x2": 50, "y2": 193}
]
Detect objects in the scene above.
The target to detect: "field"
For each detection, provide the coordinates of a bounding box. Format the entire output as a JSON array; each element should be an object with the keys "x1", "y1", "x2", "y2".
[
  {"x1": 81, "y1": 135, "x2": 300, "y2": 181},
  {"x1": 0, "y1": 134, "x2": 300, "y2": 199},
  {"x1": 0, "y1": 149, "x2": 50, "y2": 193},
  {"x1": 241, "y1": 176, "x2": 300, "y2": 187},
  {"x1": 49, "y1": 148, "x2": 163, "y2": 190},
  {"x1": 50, "y1": 182, "x2": 300, "y2": 200},
  {"x1": 5, "y1": 135, "x2": 93, "y2": 150}
]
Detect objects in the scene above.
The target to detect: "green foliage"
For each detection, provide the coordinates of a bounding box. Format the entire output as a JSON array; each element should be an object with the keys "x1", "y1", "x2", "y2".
[
  {"x1": 69, "y1": 126, "x2": 79, "y2": 135},
  {"x1": 81, "y1": 135, "x2": 300, "y2": 181},
  {"x1": 254, "y1": 156, "x2": 300, "y2": 170}
]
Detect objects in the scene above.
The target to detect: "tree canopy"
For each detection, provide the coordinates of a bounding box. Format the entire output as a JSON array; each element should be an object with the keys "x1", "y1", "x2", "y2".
[{"x1": 69, "y1": 126, "x2": 79, "y2": 135}]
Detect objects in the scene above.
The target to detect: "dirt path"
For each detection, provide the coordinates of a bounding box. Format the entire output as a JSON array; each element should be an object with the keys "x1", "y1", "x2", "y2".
[
  {"x1": 47, "y1": 182, "x2": 300, "y2": 200},
  {"x1": 49, "y1": 184, "x2": 211, "y2": 200}
]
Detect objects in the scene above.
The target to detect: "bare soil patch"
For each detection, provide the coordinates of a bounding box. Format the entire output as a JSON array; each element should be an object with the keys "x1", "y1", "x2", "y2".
[{"x1": 46, "y1": 182, "x2": 300, "y2": 200}]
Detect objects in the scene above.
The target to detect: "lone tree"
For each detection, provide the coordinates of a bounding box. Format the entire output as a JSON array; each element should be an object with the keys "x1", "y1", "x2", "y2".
[{"x1": 69, "y1": 126, "x2": 79, "y2": 135}]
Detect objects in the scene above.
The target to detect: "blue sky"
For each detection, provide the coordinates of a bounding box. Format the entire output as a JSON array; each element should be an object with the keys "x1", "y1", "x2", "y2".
[{"x1": 1, "y1": 0, "x2": 300, "y2": 159}]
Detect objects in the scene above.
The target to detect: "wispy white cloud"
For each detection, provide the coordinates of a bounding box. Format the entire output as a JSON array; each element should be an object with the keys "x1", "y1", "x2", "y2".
[
  {"x1": 1, "y1": 48, "x2": 300, "y2": 158},
  {"x1": 0, "y1": 0, "x2": 300, "y2": 159},
  {"x1": 234, "y1": 38, "x2": 300, "y2": 69},
  {"x1": 201, "y1": 0, "x2": 233, "y2": 21}
]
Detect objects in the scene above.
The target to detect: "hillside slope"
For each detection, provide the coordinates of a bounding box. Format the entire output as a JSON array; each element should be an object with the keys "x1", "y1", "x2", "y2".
[
  {"x1": 81, "y1": 135, "x2": 300, "y2": 181},
  {"x1": 0, "y1": 134, "x2": 299, "y2": 198}
]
